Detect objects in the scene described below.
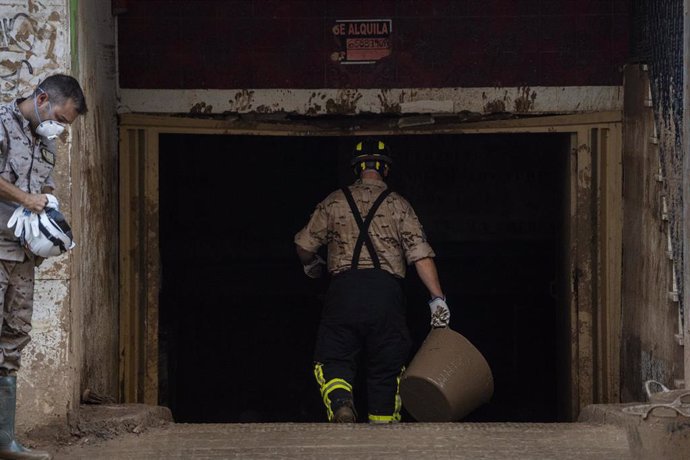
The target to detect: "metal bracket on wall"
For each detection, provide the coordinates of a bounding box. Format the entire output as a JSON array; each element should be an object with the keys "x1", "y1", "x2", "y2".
[{"x1": 661, "y1": 195, "x2": 669, "y2": 221}]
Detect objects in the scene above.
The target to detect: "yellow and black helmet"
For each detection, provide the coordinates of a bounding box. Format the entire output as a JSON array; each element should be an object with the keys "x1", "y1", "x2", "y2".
[{"x1": 350, "y1": 139, "x2": 393, "y2": 176}]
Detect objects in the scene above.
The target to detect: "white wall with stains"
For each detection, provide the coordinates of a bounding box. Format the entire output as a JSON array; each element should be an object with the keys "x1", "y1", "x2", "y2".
[
  {"x1": 0, "y1": 0, "x2": 74, "y2": 432},
  {"x1": 0, "y1": 0, "x2": 68, "y2": 101},
  {"x1": 118, "y1": 86, "x2": 623, "y2": 116}
]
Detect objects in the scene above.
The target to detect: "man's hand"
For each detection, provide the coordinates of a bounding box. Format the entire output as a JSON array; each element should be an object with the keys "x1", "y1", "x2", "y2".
[
  {"x1": 429, "y1": 296, "x2": 451, "y2": 328},
  {"x1": 22, "y1": 193, "x2": 52, "y2": 214},
  {"x1": 303, "y1": 254, "x2": 326, "y2": 279}
]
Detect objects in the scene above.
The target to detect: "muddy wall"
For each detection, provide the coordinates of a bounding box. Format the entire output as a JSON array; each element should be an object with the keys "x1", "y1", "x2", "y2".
[
  {"x1": 71, "y1": 0, "x2": 119, "y2": 411},
  {"x1": 0, "y1": 0, "x2": 118, "y2": 433},
  {"x1": 115, "y1": 0, "x2": 630, "y2": 116},
  {"x1": 620, "y1": 65, "x2": 683, "y2": 402},
  {"x1": 0, "y1": 0, "x2": 74, "y2": 432},
  {"x1": 117, "y1": 0, "x2": 629, "y2": 89},
  {"x1": 619, "y1": 0, "x2": 686, "y2": 399}
]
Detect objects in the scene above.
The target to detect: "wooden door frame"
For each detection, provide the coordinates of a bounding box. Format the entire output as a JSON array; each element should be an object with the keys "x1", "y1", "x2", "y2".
[{"x1": 118, "y1": 111, "x2": 622, "y2": 420}]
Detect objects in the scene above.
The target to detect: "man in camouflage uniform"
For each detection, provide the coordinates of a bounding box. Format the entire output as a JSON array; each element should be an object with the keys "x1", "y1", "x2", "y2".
[
  {"x1": 0, "y1": 74, "x2": 87, "y2": 460},
  {"x1": 295, "y1": 139, "x2": 451, "y2": 424}
]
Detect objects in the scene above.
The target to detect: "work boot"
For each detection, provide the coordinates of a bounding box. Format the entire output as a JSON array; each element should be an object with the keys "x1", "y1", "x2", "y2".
[
  {"x1": 0, "y1": 376, "x2": 52, "y2": 460},
  {"x1": 332, "y1": 400, "x2": 357, "y2": 423}
]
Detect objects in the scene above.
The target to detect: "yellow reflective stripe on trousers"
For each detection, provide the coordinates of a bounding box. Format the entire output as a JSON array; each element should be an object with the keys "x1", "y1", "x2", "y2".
[
  {"x1": 313, "y1": 363, "x2": 352, "y2": 422},
  {"x1": 368, "y1": 414, "x2": 396, "y2": 423},
  {"x1": 368, "y1": 366, "x2": 405, "y2": 423},
  {"x1": 393, "y1": 366, "x2": 404, "y2": 420}
]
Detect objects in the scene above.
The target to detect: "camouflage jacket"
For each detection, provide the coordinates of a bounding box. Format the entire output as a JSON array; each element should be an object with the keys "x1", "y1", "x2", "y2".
[
  {"x1": 0, "y1": 100, "x2": 56, "y2": 261},
  {"x1": 295, "y1": 178, "x2": 434, "y2": 278}
]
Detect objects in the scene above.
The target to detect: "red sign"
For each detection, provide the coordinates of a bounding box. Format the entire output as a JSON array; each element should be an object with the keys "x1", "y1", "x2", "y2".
[{"x1": 331, "y1": 19, "x2": 392, "y2": 64}]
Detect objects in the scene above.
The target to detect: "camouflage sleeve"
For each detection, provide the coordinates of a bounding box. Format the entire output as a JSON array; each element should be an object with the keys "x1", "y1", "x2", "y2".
[
  {"x1": 43, "y1": 172, "x2": 56, "y2": 191},
  {"x1": 399, "y1": 198, "x2": 435, "y2": 264},
  {"x1": 0, "y1": 125, "x2": 7, "y2": 172},
  {"x1": 294, "y1": 199, "x2": 329, "y2": 253}
]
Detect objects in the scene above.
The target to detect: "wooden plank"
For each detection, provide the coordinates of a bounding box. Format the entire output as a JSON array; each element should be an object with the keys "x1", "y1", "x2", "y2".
[
  {"x1": 119, "y1": 128, "x2": 139, "y2": 402},
  {"x1": 576, "y1": 128, "x2": 595, "y2": 416},
  {"x1": 592, "y1": 127, "x2": 604, "y2": 404},
  {"x1": 601, "y1": 125, "x2": 623, "y2": 403},
  {"x1": 144, "y1": 130, "x2": 160, "y2": 405},
  {"x1": 118, "y1": 111, "x2": 622, "y2": 134},
  {"x1": 679, "y1": 0, "x2": 690, "y2": 389},
  {"x1": 562, "y1": 132, "x2": 580, "y2": 421}
]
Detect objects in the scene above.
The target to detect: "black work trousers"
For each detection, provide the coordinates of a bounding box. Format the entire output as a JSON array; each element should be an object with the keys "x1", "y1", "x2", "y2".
[{"x1": 313, "y1": 268, "x2": 411, "y2": 422}]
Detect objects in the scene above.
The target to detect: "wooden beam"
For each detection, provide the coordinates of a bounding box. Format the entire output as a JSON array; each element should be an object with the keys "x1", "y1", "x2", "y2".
[
  {"x1": 575, "y1": 129, "x2": 595, "y2": 416},
  {"x1": 118, "y1": 111, "x2": 622, "y2": 135},
  {"x1": 144, "y1": 130, "x2": 160, "y2": 405}
]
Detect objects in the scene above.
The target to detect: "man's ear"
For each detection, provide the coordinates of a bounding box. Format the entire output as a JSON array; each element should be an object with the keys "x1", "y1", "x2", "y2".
[{"x1": 36, "y1": 91, "x2": 49, "y2": 107}]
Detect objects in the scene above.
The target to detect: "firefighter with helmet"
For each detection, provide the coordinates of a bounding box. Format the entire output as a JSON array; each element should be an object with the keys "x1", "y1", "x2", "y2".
[{"x1": 295, "y1": 138, "x2": 450, "y2": 423}]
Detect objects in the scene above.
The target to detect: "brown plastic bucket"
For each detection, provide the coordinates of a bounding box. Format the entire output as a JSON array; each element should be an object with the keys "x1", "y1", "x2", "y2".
[
  {"x1": 400, "y1": 327, "x2": 494, "y2": 422},
  {"x1": 622, "y1": 394, "x2": 690, "y2": 460},
  {"x1": 644, "y1": 380, "x2": 690, "y2": 404}
]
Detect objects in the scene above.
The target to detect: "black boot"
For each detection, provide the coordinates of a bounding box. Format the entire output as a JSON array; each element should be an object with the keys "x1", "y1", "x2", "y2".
[
  {"x1": 332, "y1": 399, "x2": 357, "y2": 423},
  {"x1": 0, "y1": 376, "x2": 52, "y2": 460}
]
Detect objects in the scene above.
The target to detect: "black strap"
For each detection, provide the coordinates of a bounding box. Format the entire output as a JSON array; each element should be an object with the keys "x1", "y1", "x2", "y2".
[{"x1": 341, "y1": 187, "x2": 392, "y2": 270}]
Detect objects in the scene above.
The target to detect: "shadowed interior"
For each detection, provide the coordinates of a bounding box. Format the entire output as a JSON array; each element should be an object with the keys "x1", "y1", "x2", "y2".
[{"x1": 158, "y1": 133, "x2": 567, "y2": 423}]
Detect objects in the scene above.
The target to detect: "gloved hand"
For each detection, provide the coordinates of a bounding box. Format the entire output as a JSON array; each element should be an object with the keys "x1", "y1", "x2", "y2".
[
  {"x1": 45, "y1": 193, "x2": 59, "y2": 210},
  {"x1": 303, "y1": 254, "x2": 326, "y2": 278},
  {"x1": 429, "y1": 296, "x2": 451, "y2": 328},
  {"x1": 7, "y1": 206, "x2": 39, "y2": 240}
]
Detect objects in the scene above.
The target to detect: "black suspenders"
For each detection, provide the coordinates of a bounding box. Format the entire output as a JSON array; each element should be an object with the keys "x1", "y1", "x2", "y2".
[{"x1": 341, "y1": 187, "x2": 392, "y2": 270}]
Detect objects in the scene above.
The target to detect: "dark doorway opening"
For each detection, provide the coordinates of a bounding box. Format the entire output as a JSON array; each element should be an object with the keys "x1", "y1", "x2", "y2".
[{"x1": 158, "y1": 133, "x2": 568, "y2": 423}]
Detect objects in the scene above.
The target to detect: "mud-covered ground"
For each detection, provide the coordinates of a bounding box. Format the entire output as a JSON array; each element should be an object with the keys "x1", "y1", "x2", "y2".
[{"x1": 36, "y1": 421, "x2": 632, "y2": 460}]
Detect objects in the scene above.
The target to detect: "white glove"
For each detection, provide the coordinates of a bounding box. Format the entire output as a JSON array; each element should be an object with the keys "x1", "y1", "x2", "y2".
[
  {"x1": 7, "y1": 207, "x2": 39, "y2": 240},
  {"x1": 429, "y1": 296, "x2": 451, "y2": 328},
  {"x1": 45, "y1": 194, "x2": 59, "y2": 210},
  {"x1": 303, "y1": 254, "x2": 326, "y2": 278}
]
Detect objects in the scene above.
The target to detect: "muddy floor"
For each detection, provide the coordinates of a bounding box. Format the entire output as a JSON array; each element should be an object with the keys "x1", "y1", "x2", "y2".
[{"x1": 46, "y1": 421, "x2": 631, "y2": 459}]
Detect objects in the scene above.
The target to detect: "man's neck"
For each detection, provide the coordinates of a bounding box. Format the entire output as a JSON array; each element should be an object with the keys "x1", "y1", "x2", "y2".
[
  {"x1": 361, "y1": 170, "x2": 384, "y2": 182},
  {"x1": 17, "y1": 97, "x2": 35, "y2": 124}
]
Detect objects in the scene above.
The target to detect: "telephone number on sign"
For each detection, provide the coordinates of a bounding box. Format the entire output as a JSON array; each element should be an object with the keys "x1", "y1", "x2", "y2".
[{"x1": 347, "y1": 38, "x2": 390, "y2": 50}]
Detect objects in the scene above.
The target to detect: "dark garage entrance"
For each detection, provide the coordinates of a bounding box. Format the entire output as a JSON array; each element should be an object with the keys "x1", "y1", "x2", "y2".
[{"x1": 158, "y1": 133, "x2": 568, "y2": 423}]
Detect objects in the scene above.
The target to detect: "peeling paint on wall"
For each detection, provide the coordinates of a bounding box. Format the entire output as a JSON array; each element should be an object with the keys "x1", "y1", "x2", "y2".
[
  {"x1": 16, "y1": 277, "x2": 71, "y2": 431},
  {"x1": 0, "y1": 1, "x2": 67, "y2": 100}
]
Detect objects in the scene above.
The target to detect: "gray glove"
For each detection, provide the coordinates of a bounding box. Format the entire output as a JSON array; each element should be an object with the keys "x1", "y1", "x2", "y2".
[
  {"x1": 303, "y1": 254, "x2": 326, "y2": 278},
  {"x1": 429, "y1": 296, "x2": 450, "y2": 328}
]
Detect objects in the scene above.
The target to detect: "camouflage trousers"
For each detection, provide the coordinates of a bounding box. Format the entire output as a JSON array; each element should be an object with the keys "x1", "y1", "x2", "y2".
[{"x1": 0, "y1": 258, "x2": 35, "y2": 376}]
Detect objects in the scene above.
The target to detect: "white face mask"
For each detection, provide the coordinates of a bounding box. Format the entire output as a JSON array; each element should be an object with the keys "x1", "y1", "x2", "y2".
[
  {"x1": 33, "y1": 89, "x2": 66, "y2": 140},
  {"x1": 35, "y1": 120, "x2": 65, "y2": 140}
]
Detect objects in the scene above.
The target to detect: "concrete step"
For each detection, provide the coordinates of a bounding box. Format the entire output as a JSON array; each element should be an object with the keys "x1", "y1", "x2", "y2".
[{"x1": 52, "y1": 421, "x2": 631, "y2": 459}]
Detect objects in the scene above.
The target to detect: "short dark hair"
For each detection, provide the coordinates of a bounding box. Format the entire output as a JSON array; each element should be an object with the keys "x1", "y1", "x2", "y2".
[{"x1": 34, "y1": 74, "x2": 88, "y2": 115}]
